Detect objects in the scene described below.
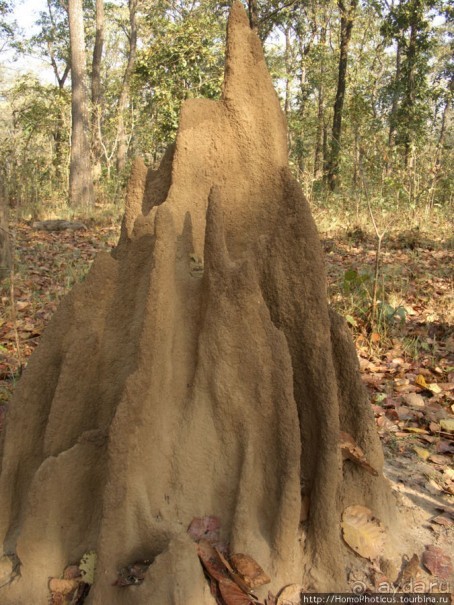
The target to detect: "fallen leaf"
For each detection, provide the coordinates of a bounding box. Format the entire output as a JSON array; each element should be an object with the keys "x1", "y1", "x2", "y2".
[
  {"x1": 421, "y1": 545, "x2": 453, "y2": 580},
  {"x1": 197, "y1": 540, "x2": 230, "y2": 583},
  {"x1": 444, "y1": 468, "x2": 454, "y2": 481},
  {"x1": 395, "y1": 554, "x2": 420, "y2": 589},
  {"x1": 231, "y1": 553, "x2": 270, "y2": 589},
  {"x1": 440, "y1": 418, "x2": 454, "y2": 433},
  {"x1": 415, "y1": 374, "x2": 428, "y2": 389},
  {"x1": 341, "y1": 505, "x2": 386, "y2": 561},
  {"x1": 439, "y1": 383, "x2": 454, "y2": 391},
  {"x1": 188, "y1": 515, "x2": 221, "y2": 545},
  {"x1": 276, "y1": 584, "x2": 304, "y2": 604},
  {"x1": 340, "y1": 432, "x2": 378, "y2": 476},
  {"x1": 218, "y1": 577, "x2": 255, "y2": 605},
  {"x1": 48, "y1": 578, "x2": 79, "y2": 595},
  {"x1": 428, "y1": 454, "x2": 451, "y2": 466},
  {"x1": 413, "y1": 446, "x2": 430, "y2": 461},
  {"x1": 15, "y1": 301, "x2": 30, "y2": 311},
  {"x1": 265, "y1": 592, "x2": 278, "y2": 605},
  {"x1": 63, "y1": 565, "x2": 81, "y2": 580},
  {"x1": 427, "y1": 383, "x2": 442, "y2": 394},
  {"x1": 214, "y1": 548, "x2": 253, "y2": 595},
  {"x1": 402, "y1": 393, "x2": 425, "y2": 409},
  {"x1": 430, "y1": 514, "x2": 453, "y2": 528},
  {"x1": 436, "y1": 440, "x2": 454, "y2": 455},
  {"x1": 79, "y1": 551, "x2": 96, "y2": 585},
  {"x1": 403, "y1": 427, "x2": 428, "y2": 435}
]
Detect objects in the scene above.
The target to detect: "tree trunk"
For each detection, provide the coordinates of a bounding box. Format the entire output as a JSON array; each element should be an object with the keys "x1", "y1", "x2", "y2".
[
  {"x1": 388, "y1": 41, "x2": 401, "y2": 149},
  {"x1": 427, "y1": 92, "x2": 451, "y2": 206},
  {"x1": 314, "y1": 25, "x2": 326, "y2": 179},
  {"x1": 91, "y1": 0, "x2": 104, "y2": 181},
  {"x1": 45, "y1": 0, "x2": 70, "y2": 187},
  {"x1": 116, "y1": 0, "x2": 138, "y2": 175},
  {"x1": 0, "y1": 195, "x2": 11, "y2": 283},
  {"x1": 68, "y1": 0, "x2": 94, "y2": 207},
  {"x1": 403, "y1": 14, "x2": 418, "y2": 168},
  {"x1": 326, "y1": 0, "x2": 358, "y2": 191},
  {"x1": 248, "y1": 0, "x2": 259, "y2": 31}
]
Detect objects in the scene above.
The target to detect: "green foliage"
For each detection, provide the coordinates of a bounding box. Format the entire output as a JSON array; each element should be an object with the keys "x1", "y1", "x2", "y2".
[
  {"x1": 0, "y1": 0, "x2": 14, "y2": 44},
  {"x1": 134, "y1": 3, "x2": 225, "y2": 147},
  {"x1": 0, "y1": 76, "x2": 70, "y2": 210},
  {"x1": 0, "y1": 0, "x2": 451, "y2": 213}
]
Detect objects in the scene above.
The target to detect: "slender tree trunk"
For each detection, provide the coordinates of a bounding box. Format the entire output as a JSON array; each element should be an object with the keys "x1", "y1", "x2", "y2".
[
  {"x1": 68, "y1": 0, "x2": 94, "y2": 206},
  {"x1": 248, "y1": 0, "x2": 259, "y2": 31},
  {"x1": 45, "y1": 0, "x2": 70, "y2": 187},
  {"x1": 284, "y1": 28, "x2": 291, "y2": 118},
  {"x1": 388, "y1": 41, "x2": 401, "y2": 148},
  {"x1": 314, "y1": 25, "x2": 326, "y2": 179},
  {"x1": 427, "y1": 93, "x2": 451, "y2": 206},
  {"x1": 54, "y1": 76, "x2": 69, "y2": 184},
  {"x1": 403, "y1": 16, "x2": 418, "y2": 168},
  {"x1": 0, "y1": 195, "x2": 11, "y2": 283},
  {"x1": 92, "y1": 0, "x2": 104, "y2": 180},
  {"x1": 326, "y1": 0, "x2": 358, "y2": 191},
  {"x1": 116, "y1": 0, "x2": 138, "y2": 175}
]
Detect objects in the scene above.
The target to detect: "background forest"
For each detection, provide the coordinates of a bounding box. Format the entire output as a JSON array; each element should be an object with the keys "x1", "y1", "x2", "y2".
[{"x1": 0, "y1": 0, "x2": 452, "y2": 216}]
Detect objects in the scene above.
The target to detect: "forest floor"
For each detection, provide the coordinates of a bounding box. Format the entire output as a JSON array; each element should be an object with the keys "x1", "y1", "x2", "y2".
[{"x1": 0, "y1": 211, "x2": 453, "y2": 593}]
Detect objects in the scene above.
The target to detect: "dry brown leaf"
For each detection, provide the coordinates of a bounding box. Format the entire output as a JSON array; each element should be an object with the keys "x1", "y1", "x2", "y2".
[
  {"x1": 341, "y1": 505, "x2": 386, "y2": 561},
  {"x1": 214, "y1": 548, "x2": 254, "y2": 595},
  {"x1": 436, "y1": 440, "x2": 454, "y2": 455},
  {"x1": 428, "y1": 454, "x2": 451, "y2": 466},
  {"x1": 197, "y1": 540, "x2": 229, "y2": 584},
  {"x1": 218, "y1": 577, "x2": 255, "y2": 605},
  {"x1": 422, "y1": 545, "x2": 453, "y2": 580},
  {"x1": 231, "y1": 553, "x2": 270, "y2": 589},
  {"x1": 188, "y1": 515, "x2": 221, "y2": 545},
  {"x1": 340, "y1": 432, "x2": 378, "y2": 476},
  {"x1": 63, "y1": 565, "x2": 81, "y2": 580},
  {"x1": 402, "y1": 393, "x2": 425, "y2": 408},
  {"x1": 48, "y1": 577, "x2": 79, "y2": 595},
  {"x1": 276, "y1": 584, "x2": 304, "y2": 604},
  {"x1": 395, "y1": 554, "x2": 420, "y2": 588},
  {"x1": 431, "y1": 514, "x2": 453, "y2": 528}
]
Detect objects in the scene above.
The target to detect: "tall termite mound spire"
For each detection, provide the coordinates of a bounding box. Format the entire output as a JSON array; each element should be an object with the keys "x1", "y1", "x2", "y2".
[{"x1": 0, "y1": 3, "x2": 400, "y2": 604}]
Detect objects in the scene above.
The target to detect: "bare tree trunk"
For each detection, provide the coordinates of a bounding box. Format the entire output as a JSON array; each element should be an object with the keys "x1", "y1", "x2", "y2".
[
  {"x1": 248, "y1": 0, "x2": 259, "y2": 31},
  {"x1": 68, "y1": 0, "x2": 94, "y2": 207},
  {"x1": 388, "y1": 41, "x2": 401, "y2": 149},
  {"x1": 91, "y1": 0, "x2": 104, "y2": 181},
  {"x1": 116, "y1": 0, "x2": 138, "y2": 175},
  {"x1": 326, "y1": 0, "x2": 358, "y2": 191},
  {"x1": 45, "y1": 0, "x2": 70, "y2": 185},
  {"x1": 0, "y1": 195, "x2": 11, "y2": 283},
  {"x1": 403, "y1": 18, "x2": 417, "y2": 168},
  {"x1": 427, "y1": 92, "x2": 451, "y2": 206},
  {"x1": 314, "y1": 25, "x2": 326, "y2": 179}
]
